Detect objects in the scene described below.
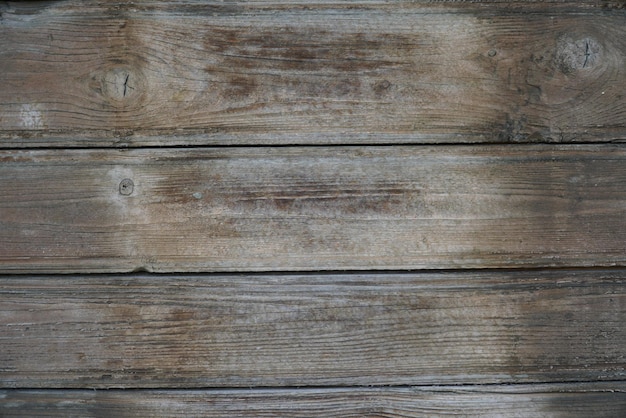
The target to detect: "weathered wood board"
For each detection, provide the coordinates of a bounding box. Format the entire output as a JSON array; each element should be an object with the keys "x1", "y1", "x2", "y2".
[
  {"x1": 0, "y1": 1, "x2": 624, "y2": 146},
  {"x1": 2, "y1": 145, "x2": 626, "y2": 272},
  {"x1": 2, "y1": 383, "x2": 626, "y2": 417},
  {"x1": 2, "y1": 1, "x2": 626, "y2": 415},
  {"x1": 1, "y1": 270, "x2": 624, "y2": 388}
]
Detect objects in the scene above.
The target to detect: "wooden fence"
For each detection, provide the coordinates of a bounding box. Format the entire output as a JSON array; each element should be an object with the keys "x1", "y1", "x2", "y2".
[{"x1": 1, "y1": 1, "x2": 625, "y2": 415}]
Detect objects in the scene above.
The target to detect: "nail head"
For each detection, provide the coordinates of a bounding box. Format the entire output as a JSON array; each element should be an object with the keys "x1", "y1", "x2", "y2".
[{"x1": 119, "y1": 178, "x2": 134, "y2": 196}]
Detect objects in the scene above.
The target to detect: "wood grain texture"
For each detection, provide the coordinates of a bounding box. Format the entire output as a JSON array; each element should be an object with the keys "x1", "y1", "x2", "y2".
[
  {"x1": 1, "y1": 270, "x2": 625, "y2": 388},
  {"x1": 2, "y1": 145, "x2": 626, "y2": 272},
  {"x1": 3, "y1": 1, "x2": 626, "y2": 409},
  {"x1": 1, "y1": 383, "x2": 626, "y2": 417},
  {"x1": 1, "y1": 1, "x2": 625, "y2": 146}
]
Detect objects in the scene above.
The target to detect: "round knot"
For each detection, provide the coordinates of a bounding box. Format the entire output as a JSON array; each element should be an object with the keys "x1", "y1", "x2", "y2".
[{"x1": 119, "y1": 178, "x2": 134, "y2": 196}]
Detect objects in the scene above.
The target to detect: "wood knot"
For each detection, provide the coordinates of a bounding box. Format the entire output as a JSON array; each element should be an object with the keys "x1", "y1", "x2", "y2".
[
  {"x1": 99, "y1": 66, "x2": 144, "y2": 105},
  {"x1": 373, "y1": 79, "x2": 392, "y2": 95},
  {"x1": 555, "y1": 36, "x2": 601, "y2": 74}
]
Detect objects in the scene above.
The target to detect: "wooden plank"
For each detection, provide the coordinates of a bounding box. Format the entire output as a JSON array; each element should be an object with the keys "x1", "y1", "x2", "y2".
[
  {"x1": 1, "y1": 270, "x2": 625, "y2": 388},
  {"x1": 1, "y1": 1, "x2": 624, "y2": 146},
  {"x1": 2, "y1": 145, "x2": 626, "y2": 272},
  {"x1": 1, "y1": 383, "x2": 626, "y2": 417}
]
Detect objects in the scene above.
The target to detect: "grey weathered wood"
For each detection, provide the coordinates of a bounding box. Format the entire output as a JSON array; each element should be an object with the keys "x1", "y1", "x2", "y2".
[
  {"x1": 0, "y1": 1, "x2": 624, "y2": 146},
  {"x1": 3, "y1": 1, "x2": 626, "y2": 409},
  {"x1": 2, "y1": 145, "x2": 626, "y2": 272},
  {"x1": 1, "y1": 383, "x2": 625, "y2": 417},
  {"x1": 1, "y1": 270, "x2": 625, "y2": 388}
]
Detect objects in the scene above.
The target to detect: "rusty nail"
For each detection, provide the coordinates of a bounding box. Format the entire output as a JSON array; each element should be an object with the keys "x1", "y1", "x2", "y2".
[{"x1": 119, "y1": 178, "x2": 134, "y2": 196}]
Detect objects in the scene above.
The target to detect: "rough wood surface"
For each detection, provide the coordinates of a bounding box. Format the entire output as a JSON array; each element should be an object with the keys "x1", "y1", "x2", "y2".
[
  {"x1": 1, "y1": 1, "x2": 624, "y2": 146},
  {"x1": 1, "y1": 383, "x2": 625, "y2": 417},
  {"x1": 2, "y1": 1, "x2": 626, "y2": 413},
  {"x1": 1, "y1": 270, "x2": 624, "y2": 388},
  {"x1": 2, "y1": 145, "x2": 626, "y2": 272}
]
